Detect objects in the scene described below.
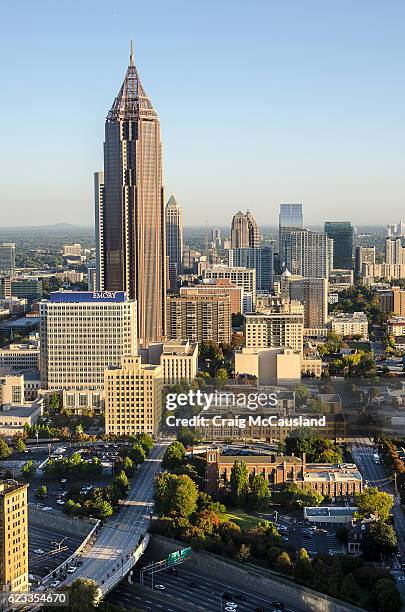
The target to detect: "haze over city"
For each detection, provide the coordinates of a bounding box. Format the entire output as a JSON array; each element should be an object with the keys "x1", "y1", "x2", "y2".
[{"x1": 1, "y1": 0, "x2": 404, "y2": 227}]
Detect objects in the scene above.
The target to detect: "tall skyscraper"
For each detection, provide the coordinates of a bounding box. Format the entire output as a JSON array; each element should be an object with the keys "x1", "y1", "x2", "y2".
[
  {"x1": 0, "y1": 243, "x2": 15, "y2": 277},
  {"x1": 385, "y1": 236, "x2": 405, "y2": 265},
  {"x1": 0, "y1": 480, "x2": 28, "y2": 594},
  {"x1": 279, "y1": 204, "x2": 303, "y2": 269},
  {"x1": 231, "y1": 211, "x2": 260, "y2": 248},
  {"x1": 165, "y1": 194, "x2": 183, "y2": 287},
  {"x1": 324, "y1": 222, "x2": 353, "y2": 269},
  {"x1": 284, "y1": 229, "x2": 333, "y2": 278},
  {"x1": 96, "y1": 44, "x2": 166, "y2": 345},
  {"x1": 94, "y1": 171, "x2": 105, "y2": 291}
]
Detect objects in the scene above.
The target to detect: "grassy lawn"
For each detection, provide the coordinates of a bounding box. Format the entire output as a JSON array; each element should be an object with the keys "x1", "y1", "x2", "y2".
[{"x1": 219, "y1": 509, "x2": 262, "y2": 530}]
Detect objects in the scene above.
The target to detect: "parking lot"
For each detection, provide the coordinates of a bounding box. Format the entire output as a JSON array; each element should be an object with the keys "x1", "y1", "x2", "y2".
[
  {"x1": 28, "y1": 524, "x2": 84, "y2": 580},
  {"x1": 275, "y1": 516, "x2": 345, "y2": 557}
]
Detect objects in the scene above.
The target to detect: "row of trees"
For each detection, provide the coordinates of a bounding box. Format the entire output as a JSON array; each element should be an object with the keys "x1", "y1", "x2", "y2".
[
  {"x1": 43, "y1": 453, "x2": 104, "y2": 478},
  {"x1": 0, "y1": 434, "x2": 27, "y2": 459}
]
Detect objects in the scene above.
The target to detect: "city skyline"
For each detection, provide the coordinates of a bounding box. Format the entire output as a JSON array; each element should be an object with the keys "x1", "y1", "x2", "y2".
[{"x1": 1, "y1": 0, "x2": 405, "y2": 227}]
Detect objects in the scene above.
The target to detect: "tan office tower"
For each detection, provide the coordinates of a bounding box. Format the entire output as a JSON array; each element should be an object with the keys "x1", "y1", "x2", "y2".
[
  {"x1": 96, "y1": 44, "x2": 166, "y2": 346},
  {"x1": 0, "y1": 480, "x2": 28, "y2": 594},
  {"x1": 104, "y1": 355, "x2": 162, "y2": 436}
]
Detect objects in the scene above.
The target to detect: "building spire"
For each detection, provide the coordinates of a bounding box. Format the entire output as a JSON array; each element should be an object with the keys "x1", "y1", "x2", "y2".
[{"x1": 130, "y1": 40, "x2": 135, "y2": 67}]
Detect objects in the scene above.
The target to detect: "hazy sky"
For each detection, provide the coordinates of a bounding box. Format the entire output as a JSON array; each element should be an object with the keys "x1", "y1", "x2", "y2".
[{"x1": 1, "y1": 0, "x2": 404, "y2": 228}]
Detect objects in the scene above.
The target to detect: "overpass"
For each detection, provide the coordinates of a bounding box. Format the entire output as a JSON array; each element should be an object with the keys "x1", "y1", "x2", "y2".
[{"x1": 59, "y1": 442, "x2": 168, "y2": 595}]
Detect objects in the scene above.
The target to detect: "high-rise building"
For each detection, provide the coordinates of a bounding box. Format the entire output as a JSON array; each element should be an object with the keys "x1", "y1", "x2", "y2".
[
  {"x1": 11, "y1": 278, "x2": 43, "y2": 304},
  {"x1": 40, "y1": 291, "x2": 137, "y2": 391},
  {"x1": 96, "y1": 44, "x2": 166, "y2": 345},
  {"x1": 379, "y1": 286, "x2": 405, "y2": 316},
  {"x1": 166, "y1": 294, "x2": 231, "y2": 344},
  {"x1": 211, "y1": 229, "x2": 221, "y2": 247},
  {"x1": 324, "y1": 222, "x2": 353, "y2": 269},
  {"x1": 0, "y1": 244, "x2": 15, "y2": 277},
  {"x1": 387, "y1": 221, "x2": 405, "y2": 237},
  {"x1": 289, "y1": 277, "x2": 328, "y2": 327},
  {"x1": 354, "y1": 246, "x2": 375, "y2": 276},
  {"x1": 104, "y1": 355, "x2": 162, "y2": 436},
  {"x1": 202, "y1": 265, "x2": 256, "y2": 312},
  {"x1": 94, "y1": 171, "x2": 105, "y2": 291},
  {"x1": 181, "y1": 280, "x2": 243, "y2": 315},
  {"x1": 231, "y1": 211, "x2": 260, "y2": 249},
  {"x1": 165, "y1": 194, "x2": 183, "y2": 287},
  {"x1": 245, "y1": 310, "x2": 304, "y2": 355},
  {"x1": 160, "y1": 340, "x2": 198, "y2": 385},
  {"x1": 228, "y1": 246, "x2": 273, "y2": 293},
  {"x1": 62, "y1": 244, "x2": 82, "y2": 257},
  {"x1": 284, "y1": 229, "x2": 333, "y2": 278},
  {"x1": 385, "y1": 236, "x2": 405, "y2": 265},
  {"x1": 279, "y1": 204, "x2": 303, "y2": 268},
  {"x1": 0, "y1": 480, "x2": 28, "y2": 594}
]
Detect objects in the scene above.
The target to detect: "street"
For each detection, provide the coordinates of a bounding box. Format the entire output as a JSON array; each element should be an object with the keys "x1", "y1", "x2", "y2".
[
  {"x1": 56, "y1": 442, "x2": 168, "y2": 590},
  {"x1": 350, "y1": 437, "x2": 405, "y2": 602}
]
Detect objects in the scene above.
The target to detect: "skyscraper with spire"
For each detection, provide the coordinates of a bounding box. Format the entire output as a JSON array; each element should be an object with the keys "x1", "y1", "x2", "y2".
[{"x1": 96, "y1": 43, "x2": 166, "y2": 345}]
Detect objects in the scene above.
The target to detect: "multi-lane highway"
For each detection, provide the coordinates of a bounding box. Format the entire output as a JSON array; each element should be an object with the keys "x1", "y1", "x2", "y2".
[
  {"x1": 60, "y1": 442, "x2": 168, "y2": 589},
  {"x1": 108, "y1": 563, "x2": 299, "y2": 611}
]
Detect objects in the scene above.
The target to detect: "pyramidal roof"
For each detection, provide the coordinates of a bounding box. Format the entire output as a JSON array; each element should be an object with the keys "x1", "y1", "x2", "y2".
[
  {"x1": 166, "y1": 194, "x2": 180, "y2": 209},
  {"x1": 107, "y1": 42, "x2": 157, "y2": 122}
]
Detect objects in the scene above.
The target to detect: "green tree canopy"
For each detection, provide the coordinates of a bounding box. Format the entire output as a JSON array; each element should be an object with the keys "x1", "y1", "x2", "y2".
[
  {"x1": 162, "y1": 441, "x2": 186, "y2": 471},
  {"x1": 355, "y1": 487, "x2": 394, "y2": 522},
  {"x1": 230, "y1": 460, "x2": 249, "y2": 506}
]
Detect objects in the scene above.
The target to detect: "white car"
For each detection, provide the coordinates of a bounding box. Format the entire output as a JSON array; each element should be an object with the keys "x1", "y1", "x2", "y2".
[
  {"x1": 34, "y1": 549, "x2": 44, "y2": 554},
  {"x1": 56, "y1": 499, "x2": 65, "y2": 505},
  {"x1": 43, "y1": 506, "x2": 53, "y2": 511},
  {"x1": 67, "y1": 566, "x2": 77, "y2": 574},
  {"x1": 154, "y1": 584, "x2": 165, "y2": 590},
  {"x1": 50, "y1": 580, "x2": 60, "y2": 588}
]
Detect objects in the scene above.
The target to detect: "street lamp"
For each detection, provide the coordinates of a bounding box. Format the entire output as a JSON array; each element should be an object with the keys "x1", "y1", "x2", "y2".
[{"x1": 35, "y1": 431, "x2": 39, "y2": 447}]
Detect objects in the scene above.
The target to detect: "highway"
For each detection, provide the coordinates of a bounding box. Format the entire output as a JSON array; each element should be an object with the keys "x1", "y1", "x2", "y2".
[
  {"x1": 350, "y1": 437, "x2": 405, "y2": 602},
  {"x1": 108, "y1": 563, "x2": 301, "y2": 611},
  {"x1": 59, "y1": 442, "x2": 168, "y2": 590}
]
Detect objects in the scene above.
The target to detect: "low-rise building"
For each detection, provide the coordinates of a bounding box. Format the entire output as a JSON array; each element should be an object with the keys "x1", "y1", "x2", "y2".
[
  {"x1": 205, "y1": 449, "x2": 362, "y2": 500},
  {"x1": 387, "y1": 316, "x2": 405, "y2": 336},
  {"x1": 235, "y1": 347, "x2": 301, "y2": 386},
  {"x1": 0, "y1": 343, "x2": 40, "y2": 371},
  {"x1": 0, "y1": 398, "x2": 43, "y2": 436},
  {"x1": 330, "y1": 311, "x2": 369, "y2": 339}
]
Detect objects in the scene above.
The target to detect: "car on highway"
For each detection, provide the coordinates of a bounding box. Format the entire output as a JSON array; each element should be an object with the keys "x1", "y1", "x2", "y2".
[
  {"x1": 43, "y1": 506, "x2": 53, "y2": 511},
  {"x1": 276, "y1": 524, "x2": 287, "y2": 531},
  {"x1": 67, "y1": 566, "x2": 77, "y2": 574},
  {"x1": 271, "y1": 602, "x2": 285, "y2": 611},
  {"x1": 154, "y1": 584, "x2": 165, "y2": 590},
  {"x1": 34, "y1": 549, "x2": 44, "y2": 554},
  {"x1": 57, "y1": 499, "x2": 65, "y2": 505},
  {"x1": 50, "y1": 580, "x2": 60, "y2": 588}
]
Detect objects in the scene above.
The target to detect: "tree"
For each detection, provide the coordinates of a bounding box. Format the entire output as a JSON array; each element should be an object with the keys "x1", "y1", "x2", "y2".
[
  {"x1": 362, "y1": 522, "x2": 397, "y2": 560},
  {"x1": 36, "y1": 485, "x2": 47, "y2": 499},
  {"x1": 12, "y1": 435, "x2": 26, "y2": 453},
  {"x1": 284, "y1": 427, "x2": 341, "y2": 462},
  {"x1": 294, "y1": 548, "x2": 312, "y2": 583},
  {"x1": 340, "y1": 573, "x2": 360, "y2": 605},
  {"x1": 162, "y1": 441, "x2": 186, "y2": 471},
  {"x1": 294, "y1": 384, "x2": 311, "y2": 407},
  {"x1": 355, "y1": 487, "x2": 393, "y2": 522},
  {"x1": 21, "y1": 459, "x2": 35, "y2": 477},
  {"x1": 177, "y1": 427, "x2": 200, "y2": 448},
  {"x1": 67, "y1": 578, "x2": 100, "y2": 611},
  {"x1": 113, "y1": 470, "x2": 130, "y2": 499},
  {"x1": 248, "y1": 473, "x2": 271, "y2": 510},
  {"x1": 215, "y1": 368, "x2": 228, "y2": 388},
  {"x1": 275, "y1": 551, "x2": 292, "y2": 574},
  {"x1": 154, "y1": 473, "x2": 198, "y2": 518},
  {"x1": 236, "y1": 543, "x2": 251, "y2": 562},
  {"x1": 129, "y1": 444, "x2": 146, "y2": 465},
  {"x1": 49, "y1": 391, "x2": 60, "y2": 412},
  {"x1": 374, "y1": 578, "x2": 402, "y2": 612},
  {"x1": 230, "y1": 461, "x2": 249, "y2": 506},
  {"x1": 136, "y1": 433, "x2": 154, "y2": 456},
  {"x1": 0, "y1": 437, "x2": 11, "y2": 460}
]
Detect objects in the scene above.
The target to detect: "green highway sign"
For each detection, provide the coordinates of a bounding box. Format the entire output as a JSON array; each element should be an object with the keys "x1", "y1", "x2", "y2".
[{"x1": 167, "y1": 548, "x2": 192, "y2": 566}]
